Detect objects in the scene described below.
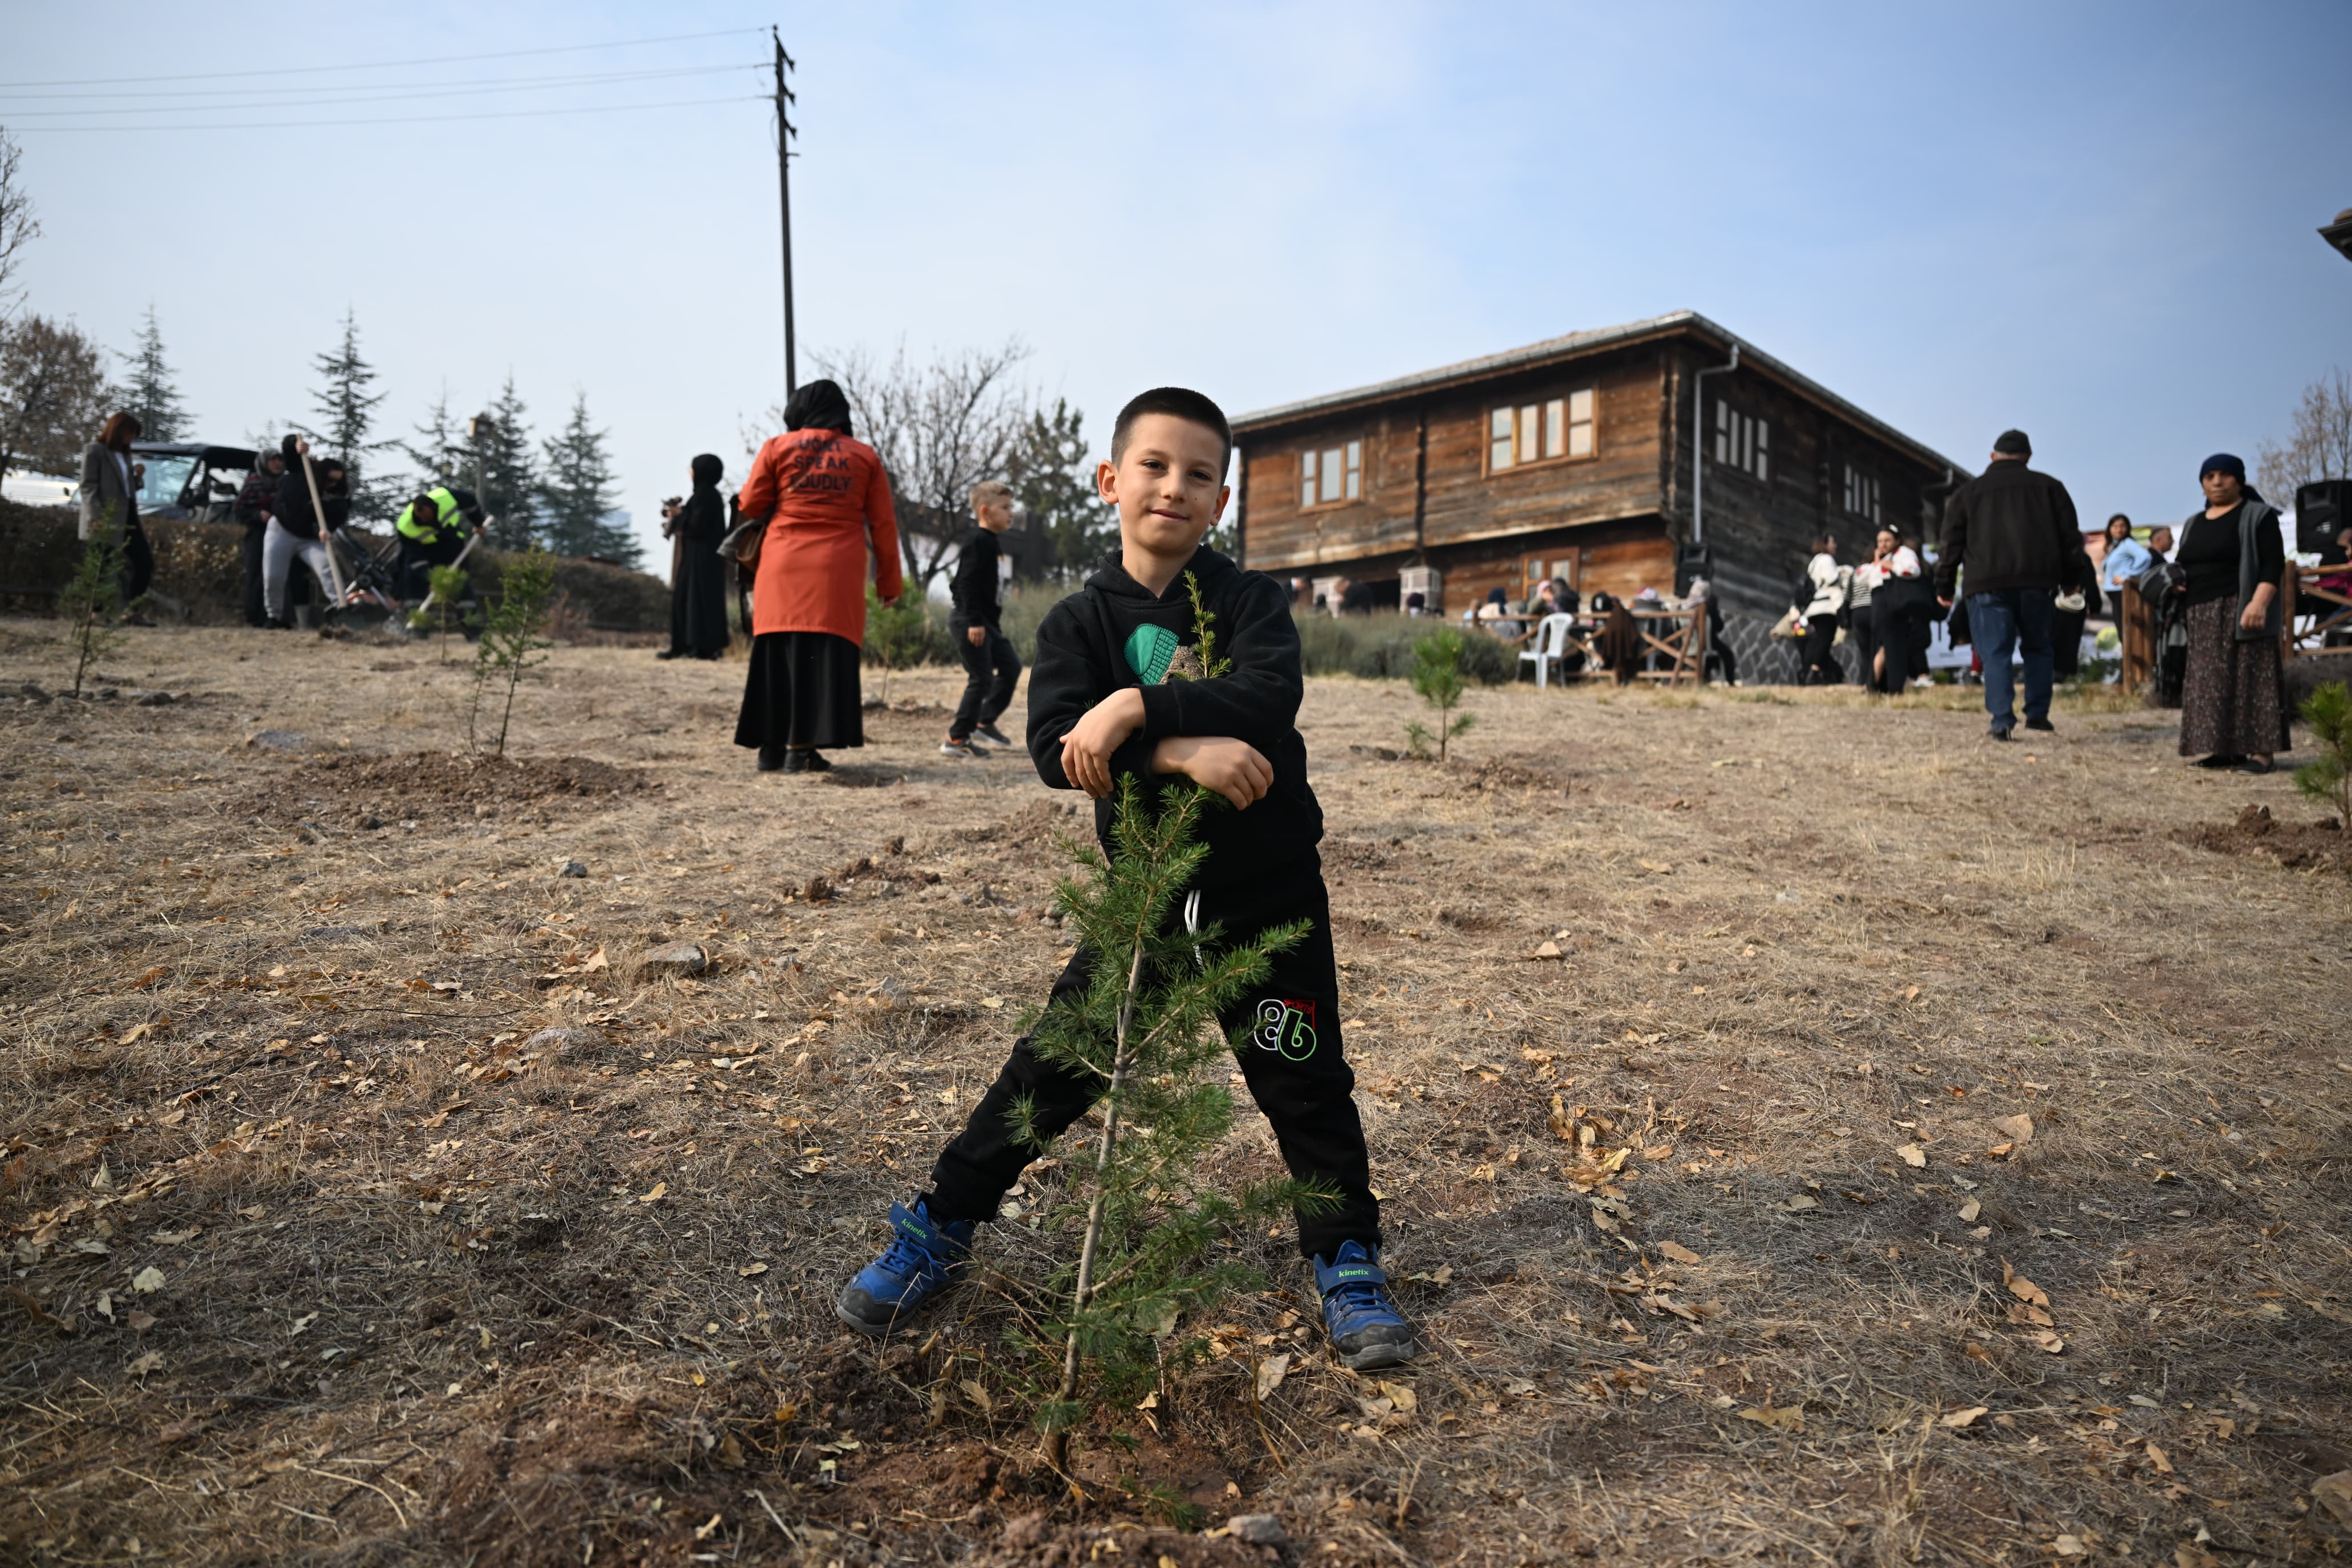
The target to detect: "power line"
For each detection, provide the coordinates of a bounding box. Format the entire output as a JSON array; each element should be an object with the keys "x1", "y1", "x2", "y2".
[
  {"x1": 10, "y1": 93, "x2": 765, "y2": 133},
  {"x1": 0, "y1": 61, "x2": 751, "y2": 107},
  {"x1": 0, "y1": 63, "x2": 757, "y2": 117},
  {"x1": 0, "y1": 26, "x2": 762, "y2": 90}
]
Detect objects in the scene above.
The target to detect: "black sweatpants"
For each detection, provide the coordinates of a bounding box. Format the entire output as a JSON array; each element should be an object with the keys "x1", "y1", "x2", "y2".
[
  {"x1": 949, "y1": 623, "x2": 1022, "y2": 740},
  {"x1": 1849, "y1": 605, "x2": 1879, "y2": 687},
  {"x1": 240, "y1": 524, "x2": 268, "y2": 626},
  {"x1": 120, "y1": 520, "x2": 154, "y2": 607},
  {"x1": 926, "y1": 857, "x2": 1378, "y2": 1260},
  {"x1": 1799, "y1": 613, "x2": 1841, "y2": 685},
  {"x1": 397, "y1": 533, "x2": 465, "y2": 603}
]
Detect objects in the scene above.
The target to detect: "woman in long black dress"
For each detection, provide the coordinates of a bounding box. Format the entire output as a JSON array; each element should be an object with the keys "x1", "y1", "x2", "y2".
[
  {"x1": 659, "y1": 453, "x2": 732, "y2": 660},
  {"x1": 2175, "y1": 453, "x2": 2289, "y2": 773}
]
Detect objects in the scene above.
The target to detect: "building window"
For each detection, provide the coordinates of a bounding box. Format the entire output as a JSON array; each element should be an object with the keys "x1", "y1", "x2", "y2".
[
  {"x1": 1713, "y1": 399, "x2": 1769, "y2": 481},
  {"x1": 1488, "y1": 389, "x2": 1595, "y2": 472},
  {"x1": 1301, "y1": 439, "x2": 1362, "y2": 507},
  {"x1": 1842, "y1": 464, "x2": 1881, "y2": 525}
]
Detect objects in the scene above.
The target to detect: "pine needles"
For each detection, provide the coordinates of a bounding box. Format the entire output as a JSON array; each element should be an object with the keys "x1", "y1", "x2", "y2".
[
  {"x1": 59, "y1": 524, "x2": 124, "y2": 699},
  {"x1": 1014, "y1": 776, "x2": 1321, "y2": 1476},
  {"x1": 467, "y1": 548, "x2": 556, "y2": 758},
  {"x1": 2294, "y1": 679, "x2": 2352, "y2": 820}
]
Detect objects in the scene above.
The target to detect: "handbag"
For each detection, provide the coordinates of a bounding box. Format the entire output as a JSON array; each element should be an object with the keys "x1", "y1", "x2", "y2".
[{"x1": 718, "y1": 503, "x2": 765, "y2": 573}]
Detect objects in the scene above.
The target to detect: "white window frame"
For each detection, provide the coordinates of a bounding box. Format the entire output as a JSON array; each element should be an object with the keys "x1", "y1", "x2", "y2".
[
  {"x1": 1488, "y1": 389, "x2": 1596, "y2": 473},
  {"x1": 1300, "y1": 438, "x2": 1363, "y2": 508},
  {"x1": 1712, "y1": 398, "x2": 1769, "y2": 481},
  {"x1": 1841, "y1": 463, "x2": 1881, "y2": 526}
]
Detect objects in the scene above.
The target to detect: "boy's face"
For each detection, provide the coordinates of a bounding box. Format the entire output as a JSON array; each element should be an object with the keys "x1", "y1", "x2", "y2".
[
  {"x1": 1098, "y1": 413, "x2": 1228, "y2": 560},
  {"x1": 977, "y1": 499, "x2": 1014, "y2": 532}
]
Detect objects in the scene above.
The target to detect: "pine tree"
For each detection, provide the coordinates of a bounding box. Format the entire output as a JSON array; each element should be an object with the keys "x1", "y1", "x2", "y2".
[
  {"x1": 304, "y1": 309, "x2": 394, "y2": 523},
  {"x1": 537, "y1": 390, "x2": 636, "y2": 564},
  {"x1": 401, "y1": 386, "x2": 468, "y2": 493},
  {"x1": 476, "y1": 375, "x2": 541, "y2": 549},
  {"x1": 1019, "y1": 774, "x2": 1320, "y2": 1477},
  {"x1": 119, "y1": 305, "x2": 191, "y2": 442},
  {"x1": 1007, "y1": 398, "x2": 1113, "y2": 580}
]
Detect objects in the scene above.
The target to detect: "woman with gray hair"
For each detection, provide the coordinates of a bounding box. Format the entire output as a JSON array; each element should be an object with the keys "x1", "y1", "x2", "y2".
[{"x1": 2175, "y1": 454, "x2": 2289, "y2": 773}]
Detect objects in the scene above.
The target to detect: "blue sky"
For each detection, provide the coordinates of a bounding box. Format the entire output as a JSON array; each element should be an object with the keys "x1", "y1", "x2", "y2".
[{"x1": 7, "y1": 1, "x2": 2349, "y2": 564}]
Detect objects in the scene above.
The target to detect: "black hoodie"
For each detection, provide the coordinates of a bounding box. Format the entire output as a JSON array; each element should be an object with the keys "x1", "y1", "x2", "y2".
[{"x1": 1026, "y1": 545, "x2": 1322, "y2": 891}]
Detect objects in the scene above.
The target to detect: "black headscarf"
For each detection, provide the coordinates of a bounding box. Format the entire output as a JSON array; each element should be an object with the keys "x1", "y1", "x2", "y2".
[
  {"x1": 690, "y1": 452, "x2": 723, "y2": 490},
  {"x1": 783, "y1": 379, "x2": 853, "y2": 436}
]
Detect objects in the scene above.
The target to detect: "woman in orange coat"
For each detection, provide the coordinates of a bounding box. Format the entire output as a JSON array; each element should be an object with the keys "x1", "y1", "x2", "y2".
[{"x1": 732, "y1": 379, "x2": 904, "y2": 774}]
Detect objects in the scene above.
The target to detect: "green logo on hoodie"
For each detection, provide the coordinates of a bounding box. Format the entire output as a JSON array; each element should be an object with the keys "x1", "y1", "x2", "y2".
[{"x1": 1123, "y1": 624, "x2": 1181, "y2": 685}]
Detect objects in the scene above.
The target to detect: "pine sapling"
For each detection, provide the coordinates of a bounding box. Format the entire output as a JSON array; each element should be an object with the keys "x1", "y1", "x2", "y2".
[
  {"x1": 1407, "y1": 626, "x2": 1476, "y2": 761},
  {"x1": 2294, "y1": 679, "x2": 2352, "y2": 823},
  {"x1": 408, "y1": 563, "x2": 469, "y2": 662},
  {"x1": 1017, "y1": 777, "x2": 1321, "y2": 1479},
  {"x1": 468, "y1": 548, "x2": 557, "y2": 758},
  {"x1": 866, "y1": 583, "x2": 930, "y2": 705},
  {"x1": 59, "y1": 519, "x2": 125, "y2": 699}
]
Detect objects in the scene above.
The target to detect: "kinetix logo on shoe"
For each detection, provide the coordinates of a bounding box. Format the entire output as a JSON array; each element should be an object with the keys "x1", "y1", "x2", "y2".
[{"x1": 1253, "y1": 998, "x2": 1318, "y2": 1061}]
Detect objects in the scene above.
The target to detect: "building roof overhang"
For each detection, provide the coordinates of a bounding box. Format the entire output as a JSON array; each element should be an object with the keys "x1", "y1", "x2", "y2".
[{"x1": 1231, "y1": 309, "x2": 1971, "y2": 479}]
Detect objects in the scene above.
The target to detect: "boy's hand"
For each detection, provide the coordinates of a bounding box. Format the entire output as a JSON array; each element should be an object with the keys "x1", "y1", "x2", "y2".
[
  {"x1": 1059, "y1": 688, "x2": 1146, "y2": 797},
  {"x1": 1152, "y1": 736, "x2": 1273, "y2": 811}
]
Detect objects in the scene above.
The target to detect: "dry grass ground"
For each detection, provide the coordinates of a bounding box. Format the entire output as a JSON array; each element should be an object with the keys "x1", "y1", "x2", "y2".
[{"x1": 2, "y1": 619, "x2": 2348, "y2": 1568}]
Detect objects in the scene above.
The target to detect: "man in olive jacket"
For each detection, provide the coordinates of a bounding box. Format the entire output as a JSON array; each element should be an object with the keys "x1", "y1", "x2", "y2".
[{"x1": 1935, "y1": 429, "x2": 2090, "y2": 740}]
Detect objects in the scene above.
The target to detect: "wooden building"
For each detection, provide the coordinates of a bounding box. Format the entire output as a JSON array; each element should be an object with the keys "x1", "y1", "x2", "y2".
[{"x1": 1230, "y1": 312, "x2": 1967, "y2": 670}]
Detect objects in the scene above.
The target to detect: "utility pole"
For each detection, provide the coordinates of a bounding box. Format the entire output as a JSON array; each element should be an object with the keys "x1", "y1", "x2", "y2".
[{"x1": 772, "y1": 26, "x2": 798, "y2": 398}]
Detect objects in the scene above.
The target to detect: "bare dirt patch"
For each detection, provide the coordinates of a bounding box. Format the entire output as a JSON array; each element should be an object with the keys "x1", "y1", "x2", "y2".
[
  {"x1": 2, "y1": 626, "x2": 2347, "y2": 1566},
  {"x1": 298, "y1": 750, "x2": 655, "y2": 812},
  {"x1": 2177, "y1": 801, "x2": 2349, "y2": 873}
]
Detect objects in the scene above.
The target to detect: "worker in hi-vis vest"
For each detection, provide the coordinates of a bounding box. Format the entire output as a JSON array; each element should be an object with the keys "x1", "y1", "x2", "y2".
[{"x1": 393, "y1": 485, "x2": 487, "y2": 601}]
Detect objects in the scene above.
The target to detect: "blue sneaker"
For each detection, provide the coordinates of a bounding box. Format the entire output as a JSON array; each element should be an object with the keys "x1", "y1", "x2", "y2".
[
  {"x1": 835, "y1": 1200, "x2": 974, "y2": 1337},
  {"x1": 1313, "y1": 1241, "x2": 1418, "y2": 1370}
]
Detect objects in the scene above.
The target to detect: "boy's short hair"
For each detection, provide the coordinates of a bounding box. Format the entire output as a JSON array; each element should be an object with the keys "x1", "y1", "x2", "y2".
[
  {"x1": 969, "y1": 479, "x2": 1013, "y2": 511},
  {"x1": 1110, "y1": 387, "x2": 1231, "y2": 473}
]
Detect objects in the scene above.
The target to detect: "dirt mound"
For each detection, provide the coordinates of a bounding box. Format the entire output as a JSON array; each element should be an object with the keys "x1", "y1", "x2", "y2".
[
  {"x1": 1464, "y1": 752, "x2": 1569, "y2": 793},
  {"x1": 2177, "y1": 802, "x2": 2348, "y2": 872},
  {"x1": 301, "y1": 750, "x2": 656, "y2": 810}
]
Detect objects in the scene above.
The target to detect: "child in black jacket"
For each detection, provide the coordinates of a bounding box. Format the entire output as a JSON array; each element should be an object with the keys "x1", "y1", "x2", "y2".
[{"x1": 836, "y1": 387, "x2": 1415, "y2": 1370}]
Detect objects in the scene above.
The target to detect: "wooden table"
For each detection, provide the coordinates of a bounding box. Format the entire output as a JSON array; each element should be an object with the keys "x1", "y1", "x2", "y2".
[
  {"x1": 1499, "y1": 606, "x2": 1709, "y2": 687},
  {"x1": 1628, "y1": 607, "x2": 1709, "y2": 686}
]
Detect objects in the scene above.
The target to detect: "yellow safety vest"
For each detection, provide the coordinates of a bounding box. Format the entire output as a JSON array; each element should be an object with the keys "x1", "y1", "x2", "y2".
[{"x1": 395, "y1": 487, "x2": 463, "y2": 545}]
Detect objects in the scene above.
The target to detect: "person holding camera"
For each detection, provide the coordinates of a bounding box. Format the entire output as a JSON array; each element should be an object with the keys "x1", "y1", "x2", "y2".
[{"x1": 659, "y1": 454, "x2": 731, "y2": 661}]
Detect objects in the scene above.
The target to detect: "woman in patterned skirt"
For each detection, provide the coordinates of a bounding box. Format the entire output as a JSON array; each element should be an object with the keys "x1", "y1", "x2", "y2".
[{"x1": 2175, "y1": 454, "x2": 2289, "y2": 774}]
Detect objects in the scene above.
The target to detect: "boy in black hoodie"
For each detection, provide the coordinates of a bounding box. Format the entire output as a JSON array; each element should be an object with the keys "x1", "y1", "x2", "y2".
[{"x1": 836, "y1": 387, "x2": 1415, "y2": 1370}]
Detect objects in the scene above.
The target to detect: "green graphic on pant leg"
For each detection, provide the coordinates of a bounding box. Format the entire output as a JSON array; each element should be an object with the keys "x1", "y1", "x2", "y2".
[
  {"x1": 1253, "y1": 998, "x2": 1318, "y2": 1061},
  {"x1": 1124, "y1": 624, "x2": 1181, "y2": 685}
]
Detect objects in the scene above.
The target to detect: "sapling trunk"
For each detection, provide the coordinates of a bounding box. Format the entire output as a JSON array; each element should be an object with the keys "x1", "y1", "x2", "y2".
[{"x1": 1044, "y1": 940, "x2": 1147, "y2": 1474}]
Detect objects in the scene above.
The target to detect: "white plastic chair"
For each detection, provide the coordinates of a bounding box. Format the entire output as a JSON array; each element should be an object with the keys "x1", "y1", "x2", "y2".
[{"x1": 1520, "y1": 612, "x2": 1576, "y2": 689}]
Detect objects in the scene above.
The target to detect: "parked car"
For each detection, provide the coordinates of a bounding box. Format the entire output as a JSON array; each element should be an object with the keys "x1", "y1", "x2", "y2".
[{"x1": 132, "y1": 442, "x2": 258, "y2": 522}]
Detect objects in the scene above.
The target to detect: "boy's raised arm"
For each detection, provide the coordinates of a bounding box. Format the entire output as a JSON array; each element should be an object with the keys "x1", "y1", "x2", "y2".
[
  {"x1": 1135, "y1": 575, "x2": 1302, "y2": 749},
  {"x1": 1028, "y1": 606, "x2": 1155, "y2": 791}
]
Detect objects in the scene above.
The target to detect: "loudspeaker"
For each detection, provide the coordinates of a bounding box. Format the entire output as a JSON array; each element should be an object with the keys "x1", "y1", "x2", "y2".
[{"x1": 2297, "y1": 480, "x2": 2350, "y2": 560}]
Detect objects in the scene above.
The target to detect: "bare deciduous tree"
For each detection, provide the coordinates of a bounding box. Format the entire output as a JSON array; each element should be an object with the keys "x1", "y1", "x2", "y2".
[
  {"x1": 746, "y1": 340, "x2": 1034, "y2": 597},
  {"x1": 0, "y1": 315, "x2": 109, "y2": 481},
  {"x1": 2256, "y1": 368, "x2": 2352, "y2": 501},
  {"x1": 0, "y1": 126, "x2": 39, "y2": 326}
]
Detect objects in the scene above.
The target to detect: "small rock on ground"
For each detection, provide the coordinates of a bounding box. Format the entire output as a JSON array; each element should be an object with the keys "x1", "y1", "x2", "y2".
[
  {"x1": 639, "y1": 942, "x2": 708, "y2": 977},
  {"x1": 523, "y1": 1026, "x2": 603, "y2": 1060},
  {"x1": 558, "y1": 860, "x2": 588, "y2": 878},
  {"x1": 247, "y1": 729, "x2": 306, "y2": 752},
  {"x1": 1227, "y1": 1516, "x2": 1287, "y2": 1547}
]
